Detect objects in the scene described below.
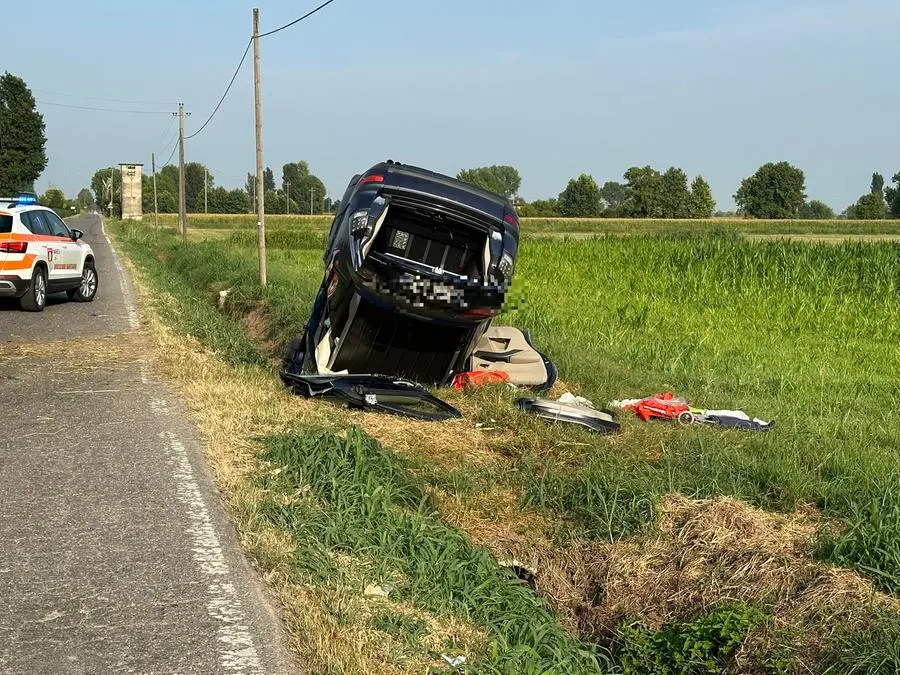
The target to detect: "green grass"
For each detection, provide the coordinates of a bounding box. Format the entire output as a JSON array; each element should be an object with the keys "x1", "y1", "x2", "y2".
[
  {"x1": 153, "y1": 212, "x2": 900, "y2": 236},
  {"x1": 110, "y1": 220, "x2": 900, "y2": 672},
  {"x1": 258, "y1": 428, "x2": 609, "y2": 673},
  {"x1": 502, "y1": 236, "x2": 900, "y2": 580}
]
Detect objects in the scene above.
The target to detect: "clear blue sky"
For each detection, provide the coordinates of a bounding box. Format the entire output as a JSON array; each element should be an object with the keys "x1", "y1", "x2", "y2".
[{"x1": 7, "y1": 0, "x2": 899, "y2": 211}]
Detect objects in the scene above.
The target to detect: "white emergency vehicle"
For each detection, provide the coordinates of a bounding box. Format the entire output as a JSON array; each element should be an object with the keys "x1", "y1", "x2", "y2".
[{"x1": 0, "y1": 193, "x2": 98, "y2": 312}]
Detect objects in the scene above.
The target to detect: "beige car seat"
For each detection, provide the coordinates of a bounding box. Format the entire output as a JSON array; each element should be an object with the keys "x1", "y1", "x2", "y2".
[{"x1": 469, "y1": 325, "x2": 555, "y2": 389}]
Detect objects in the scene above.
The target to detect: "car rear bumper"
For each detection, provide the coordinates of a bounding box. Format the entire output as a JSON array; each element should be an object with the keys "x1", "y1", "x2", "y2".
[{"x1": 0, "y1": 277, "x2": 29, "y2": 298}]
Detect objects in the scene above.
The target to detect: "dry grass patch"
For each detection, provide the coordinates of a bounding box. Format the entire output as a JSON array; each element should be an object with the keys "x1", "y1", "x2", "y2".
[{"x1": 455, "y1": 492, "x2": 899, "y2": 665}]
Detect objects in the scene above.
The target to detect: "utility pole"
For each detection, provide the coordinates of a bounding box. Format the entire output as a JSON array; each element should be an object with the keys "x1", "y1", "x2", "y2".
[
  {"x1": 175, "y1": 102, "x2": 189, "y2": 242},
  {"x1": 204, "y1": 167, "x2": 208, "y2": 214},
  {"x1": 285, "y1": 181, "x2": 290, "y2": 215},
  {"x1": 107, "y1": 167, "x2": 114, "y2": 217},
  {"x1": 253, "y1": 7, "x2": 267, "y2": 287},
  {"x1": 151, "y1": 152, "x2": 159, "y2": 230}
]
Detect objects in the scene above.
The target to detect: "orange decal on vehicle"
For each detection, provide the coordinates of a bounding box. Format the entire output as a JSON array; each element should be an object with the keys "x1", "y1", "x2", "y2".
[{"x1": 0, "y1": 254, "x2": 37, "y2": 272}]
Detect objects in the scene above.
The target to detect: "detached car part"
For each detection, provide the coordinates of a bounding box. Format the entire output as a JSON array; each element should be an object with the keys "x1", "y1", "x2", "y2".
[
  {"x1": 516, "y1": 398, "x2": 621, "y2": 435},
  {"x1": 281, "y1": 372, "x2": 462, "y2": 422}
]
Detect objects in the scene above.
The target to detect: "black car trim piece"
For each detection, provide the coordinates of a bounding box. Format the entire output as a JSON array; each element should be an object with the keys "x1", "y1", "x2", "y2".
[
  {"x1": 471, "y1": 349, "x2": 524, "y2": 363},
  {"x1": 281, "y1": 372, "x2": 462, "y2": 422},
  {"x1": 515, "y1": 398, "x2": 620, "y2": 434}
]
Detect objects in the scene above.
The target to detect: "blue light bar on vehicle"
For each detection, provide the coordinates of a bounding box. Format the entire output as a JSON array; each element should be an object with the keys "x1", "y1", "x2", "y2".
[{"x1": 14, "y1": 192, "x2": 37, "y2": 205}]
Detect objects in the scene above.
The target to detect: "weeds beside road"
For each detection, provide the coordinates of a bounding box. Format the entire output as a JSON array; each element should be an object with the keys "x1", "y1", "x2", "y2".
[{"x1": 110, "y1": 219, "x2": 900, "y2": 674}]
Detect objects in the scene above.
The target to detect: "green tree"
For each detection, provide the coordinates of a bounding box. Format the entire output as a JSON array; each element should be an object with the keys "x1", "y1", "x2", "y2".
[
  {"x1": 871, "y1": 172, "x2": 885, "y2": 196},
  {"x1": 798, "y1": 199, "x2": 835, "y2": 219},
  {"x1": 886, "y1": 172, "x2": 900, "y2": 218},
  {"x1": 688, "y1": 176, "x2": 716, "y2": 218},
  {"x1": 852, "y1": 192, "x2": 886, "y2": 219},
  {"x1": 282, "y1": 161, "x2": 326, "y2": 214},
  {"x1": 557, "y1": 174, "x2": 602, "y2": 217},
  {"x1": 76, "y1": 188, "x2": 94, "y2": 210},
  {"x1": 263, "y1": 166, "x2": 275, "y2": 191},
  {"x1": 657, "y1": 167, "x2": 692, "y2": 218},
  {"x1": 600, "y1": 181, "x2": 630, "y2": 215},
  {"x1": 456, "y1": 165, "x2": 521, "y2": 199},
  {"x1": 183, "y1": 162, "x2": 211, "y2": 212},
  {"x1": 0, "y1": 72, "x2": 48, "y2": 194},
  {"x1": 91, "y1": 167, "x2": 122, "y2": 217},
  {"x1": 527, "y1": 198, "x2": 561, "y2": 217},
  {"x1": 734, "y1": 161, "x2": 806, "y2": 218},
  {"x1": 40, "y1": 187, "x2": 66, "y2": 210},
  {"x1": 622, "y1": 166, "x2": 662, "y2": 217},
  {"x1": 207, "y1": 186, "x2": 250, "y2": 214}
]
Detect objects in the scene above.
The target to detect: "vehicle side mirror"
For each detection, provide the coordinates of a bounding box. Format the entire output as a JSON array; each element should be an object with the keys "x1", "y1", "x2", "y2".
[{"x1": 71, "y1": 229, "x2": 83, "y2": 241}]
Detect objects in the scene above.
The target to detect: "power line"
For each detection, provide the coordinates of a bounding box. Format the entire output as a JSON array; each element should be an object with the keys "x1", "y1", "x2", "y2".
[
  {"x1": 32, "y1": 89, "x2": 173, "y2": 106},
  {"x1": 154, "y1": 116, "x2": 178, "y2": 151},
  {"x1": 38, "y1": 100, "x2": 171, "y2": 115},
  {"x1": 258, "y1": 0, "x2": 338, "y2": 38},
  {"x1": 185, "y1": 39, "x2": 252, "y2": 140},
  {"x1": 162, "y1": 137, "x2": 179, "y2": 167}
]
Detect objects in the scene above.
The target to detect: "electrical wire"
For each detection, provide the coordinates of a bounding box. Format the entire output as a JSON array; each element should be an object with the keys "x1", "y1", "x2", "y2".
[
  {"x1": 257, "y1": 0, "x2": 338, "y2": 38},
  {"x1": 162, "y1": 137, "x2": 179, "y2": 167},
  {"x1": 32, "y1": 89, "x2": 173, "y2": 106},
  {"x1": 184, "y1": 39, "x2": 252, "y2": 140},
  {"x1": 38, "y1": 100, "x2": 171, "y2": 115},
  {"x1": 153, "y1": 116, "x2": 178, "y2": 151},
  {"x1": 182, "y1": 1, "x2": 338, "y2": 140}
]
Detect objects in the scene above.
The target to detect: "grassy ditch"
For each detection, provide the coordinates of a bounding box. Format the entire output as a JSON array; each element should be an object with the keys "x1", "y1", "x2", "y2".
[{"x1": 110, "y1": 221, "x2": 900, "y2": 673}]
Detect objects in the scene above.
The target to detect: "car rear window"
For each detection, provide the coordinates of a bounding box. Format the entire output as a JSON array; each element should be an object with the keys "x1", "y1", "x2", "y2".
[{"x1": 0, "y1": 214, "x2": 12, "y2": 233}]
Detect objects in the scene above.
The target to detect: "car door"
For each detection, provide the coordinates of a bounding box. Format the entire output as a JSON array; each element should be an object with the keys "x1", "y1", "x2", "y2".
[
  {"x1": 41, "y1": 210, "x2": 81, "y2": 282},
  {"x1": 20, "y1": 211, "x2": 60, "y2": 281}
]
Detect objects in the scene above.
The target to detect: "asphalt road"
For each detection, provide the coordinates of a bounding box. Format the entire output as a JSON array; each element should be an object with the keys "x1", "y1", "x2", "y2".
[{"x1": 0, "y1": 215, "x2": 295, "y2": 674}]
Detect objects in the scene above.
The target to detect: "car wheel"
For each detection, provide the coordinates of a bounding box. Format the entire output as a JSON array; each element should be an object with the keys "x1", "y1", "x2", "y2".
[
  {"x1": 70, "y1": 262, "x2": 98, "y2": 302},
  {"x1": 19, "y1": 266, "x2": 47, "y2": 312}
]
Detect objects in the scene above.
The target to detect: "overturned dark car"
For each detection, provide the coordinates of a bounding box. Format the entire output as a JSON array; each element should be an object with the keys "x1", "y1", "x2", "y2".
[{"x1": 282, "y1": 161, "x2": 556, "y2": 417}]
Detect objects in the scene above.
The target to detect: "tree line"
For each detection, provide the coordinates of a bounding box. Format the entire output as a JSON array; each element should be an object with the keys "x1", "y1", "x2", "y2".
[
  {"x1": 87, "y1": 160, "x2": 333, "y2": 217},
  {"x1": 455, "y1": 162, "x2": 900, "y2": 219}
]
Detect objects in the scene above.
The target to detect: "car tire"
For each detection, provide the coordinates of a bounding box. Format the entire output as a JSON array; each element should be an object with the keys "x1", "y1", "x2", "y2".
[
  {"x1": 69, "y1": 261, "x2": 98, "y2": 302},
  {"x1": 19, "y1": 266, "x2": 47, "y2": 312}
]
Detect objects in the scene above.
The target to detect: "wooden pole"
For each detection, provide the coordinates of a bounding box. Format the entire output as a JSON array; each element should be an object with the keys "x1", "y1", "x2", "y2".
[{"x1": 253, "y1": 7, "x2": 267, "y2": 287}]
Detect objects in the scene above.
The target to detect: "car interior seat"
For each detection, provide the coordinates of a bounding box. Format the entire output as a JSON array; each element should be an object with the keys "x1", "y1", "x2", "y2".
[{"x1": 467, "y1": 325, "x2": 557, "y2": 391}]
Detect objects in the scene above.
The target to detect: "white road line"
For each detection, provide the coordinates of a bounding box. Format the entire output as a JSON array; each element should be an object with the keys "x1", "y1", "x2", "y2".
[
  {"x1": 160, "y1": 431, "x2": 264, "y2": 674},
  {"x1": 99, "y1": 217, "x2": 140, "y2": 330},
  {"x1": 56, "y1": 389, "x2": 121, "y2": 395}
]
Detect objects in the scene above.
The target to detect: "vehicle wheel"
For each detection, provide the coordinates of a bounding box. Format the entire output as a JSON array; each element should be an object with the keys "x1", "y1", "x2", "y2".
[
  {"x1": 70, "y1": 262, "x2": 98, "y2": 302},
  {"x1": 19, "y1": 266, "x2": 47, "y2": 312}
]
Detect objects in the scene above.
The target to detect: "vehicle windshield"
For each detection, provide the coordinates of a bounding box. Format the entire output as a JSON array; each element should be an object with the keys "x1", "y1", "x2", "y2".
[{"x1": 0, "y1": 214, "x2": 12, "y2": 233}]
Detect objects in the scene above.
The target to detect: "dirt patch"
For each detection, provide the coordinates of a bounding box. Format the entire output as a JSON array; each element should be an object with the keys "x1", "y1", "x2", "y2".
[
  {"x1": 449, "y1": 493, "x2": 899, "y2": 664},
  {"x1": 239, "y1": 305, "x2": 280, "y2": 355}
]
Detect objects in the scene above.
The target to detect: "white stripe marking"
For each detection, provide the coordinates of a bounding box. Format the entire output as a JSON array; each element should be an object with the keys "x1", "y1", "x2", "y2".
[
  {"x1": 99, "y1": 216, "x2": 140, "y2": 329},
  {"x1": 160, "y1": 431, "x2": 264, "y2": 674}
]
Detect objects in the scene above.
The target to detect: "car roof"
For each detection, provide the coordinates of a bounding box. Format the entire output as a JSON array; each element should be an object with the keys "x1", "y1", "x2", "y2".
[{"x1": 0, "y1": 202, "x2": 50, "y2": 213}]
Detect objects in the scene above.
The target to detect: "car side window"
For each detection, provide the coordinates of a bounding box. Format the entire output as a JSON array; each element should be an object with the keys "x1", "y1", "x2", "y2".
[
  {"x1": 42, "y1": 211, "x2": 71, "y2": 238},
  {"x1": 22, "y1": 211, "x2": 50, "y2": 236}
]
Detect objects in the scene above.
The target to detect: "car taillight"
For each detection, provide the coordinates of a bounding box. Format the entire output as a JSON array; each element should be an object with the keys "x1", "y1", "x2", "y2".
[
  {"x1": 0, "y1": 241, "x2": 27, "y2": 254},
  {"x1": 357, "y1": 175, "x2": 384, "y2": 185},
  {"x1": 463, "y1": 307, "x2": 498, "y2": 318},
  {"x1": 504, "y1": 213, "x2": 519, "y2": 229}
]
